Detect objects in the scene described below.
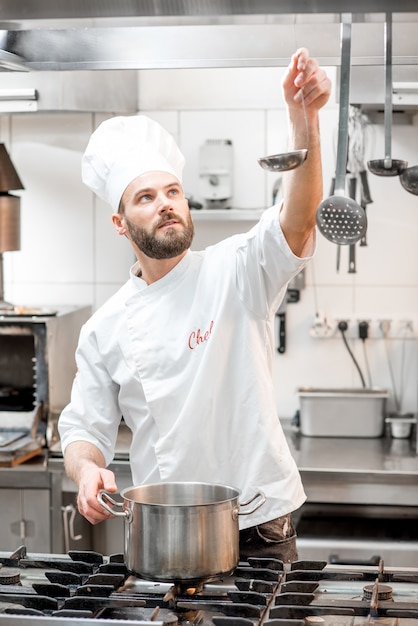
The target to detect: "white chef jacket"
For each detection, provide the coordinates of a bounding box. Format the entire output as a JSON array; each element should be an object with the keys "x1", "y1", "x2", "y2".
[{"x1": 59, "y1": 205, "x2": 314, "y2": 529}]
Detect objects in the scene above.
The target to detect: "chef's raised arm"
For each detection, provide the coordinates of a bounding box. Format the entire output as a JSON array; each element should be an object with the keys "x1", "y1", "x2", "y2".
[{"x1": 279, "y1": 48, "x2": 331, "y2": 258}]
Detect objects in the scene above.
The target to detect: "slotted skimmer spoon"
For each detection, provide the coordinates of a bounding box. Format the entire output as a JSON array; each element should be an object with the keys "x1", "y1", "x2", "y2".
[
  {"x1": 258, "y1": 90, "x2": 308, "y2": 172},
  {"x1": 316, "y1": 14, "x2": 367, "y2": 246}
]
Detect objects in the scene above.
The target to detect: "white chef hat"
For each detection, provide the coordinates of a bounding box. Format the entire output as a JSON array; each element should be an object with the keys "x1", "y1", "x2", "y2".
[{"x1": 81, "y1": 115, "x2": 185, "y2": 211}]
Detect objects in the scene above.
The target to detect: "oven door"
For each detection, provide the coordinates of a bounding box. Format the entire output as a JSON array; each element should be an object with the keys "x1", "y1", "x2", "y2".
[{"x1": 294, "y1": 502, "x2": 418, "y2": 567}]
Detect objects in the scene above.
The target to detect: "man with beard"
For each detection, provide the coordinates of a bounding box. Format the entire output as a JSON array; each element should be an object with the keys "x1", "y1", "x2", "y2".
[{"x1": 59, "y1": 48, "x2": 331, "y2": 561}]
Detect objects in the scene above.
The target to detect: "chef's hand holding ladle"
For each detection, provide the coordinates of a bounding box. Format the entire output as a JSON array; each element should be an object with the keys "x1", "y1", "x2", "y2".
[
  {"x1": 258, "y1": 88, "x2": 308, "y2": 173},
  {"x1": 258, "y1": 49, "x2": 311, "y2": 173}
]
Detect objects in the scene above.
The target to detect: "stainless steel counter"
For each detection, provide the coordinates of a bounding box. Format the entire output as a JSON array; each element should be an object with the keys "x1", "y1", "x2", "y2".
[
  {"x1": 1, "y1": 420, "x2": 417, "y2": 558},
  {"x1": 282, "y1": 419, "x2": 418, "y2": 506},
  {"x1": 6, "y1": 419, "x2": 417, "y2": 508},
  {"x1": 0, "y1": 454, "x2": 50, "y2": 488},
  {"x1": 281, "y1": 419, "x2": 418, "y2": 567}
]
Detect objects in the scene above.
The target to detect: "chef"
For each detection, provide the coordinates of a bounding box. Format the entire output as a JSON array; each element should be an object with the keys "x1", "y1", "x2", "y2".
[{"x1": 59, "y1": 48, "x2": 331, "y2": 562}]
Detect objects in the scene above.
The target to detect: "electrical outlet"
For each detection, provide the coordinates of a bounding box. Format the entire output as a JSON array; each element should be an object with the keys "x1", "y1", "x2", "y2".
[
  {"x1": 339, "y1": 318, "x2": 415, "y2": 340},
  {"x1": 310, "y1": 316, "x2": 416, "y2": 340},
  {"x1": 387, "y1": 318, "x2": 415, "y2": 339},
  {"x1": 309, "y1": 312, "x2": 337, "y2": 338}
]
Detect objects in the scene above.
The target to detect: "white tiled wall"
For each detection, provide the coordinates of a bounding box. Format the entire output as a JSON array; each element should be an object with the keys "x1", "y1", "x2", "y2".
[{"x1": 1, "y1": 66, "x2": 417, "y2": 419}]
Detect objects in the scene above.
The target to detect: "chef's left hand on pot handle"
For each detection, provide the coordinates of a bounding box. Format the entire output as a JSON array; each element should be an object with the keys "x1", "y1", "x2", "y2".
[{"x1": 77, "y1": 466, "x2": 118, "y2": 525}]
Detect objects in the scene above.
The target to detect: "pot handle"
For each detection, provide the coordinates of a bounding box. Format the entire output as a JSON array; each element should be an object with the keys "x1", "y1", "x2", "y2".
[
  {"x1": 238, "y1": 490, "x2": 266, "y2": 516},
  {"x1": 97, "y1": 490, "x2": 132, "y2": 521}
]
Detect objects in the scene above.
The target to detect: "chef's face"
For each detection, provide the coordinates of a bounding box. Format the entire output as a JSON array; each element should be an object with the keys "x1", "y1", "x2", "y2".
[{"x1": 115, "y1": 171, "x2": 194, "y2": 260}]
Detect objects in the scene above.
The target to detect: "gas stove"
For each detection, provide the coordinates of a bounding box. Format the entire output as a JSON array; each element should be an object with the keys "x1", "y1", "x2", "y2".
[{"x1": 0, "y1": 546, "x2": 418, "y2": 625}]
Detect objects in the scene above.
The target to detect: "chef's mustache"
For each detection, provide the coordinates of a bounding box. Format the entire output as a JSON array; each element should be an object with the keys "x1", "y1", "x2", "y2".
[{"x1": 156, "y1": 212, "x2": 184, "y2": 228}]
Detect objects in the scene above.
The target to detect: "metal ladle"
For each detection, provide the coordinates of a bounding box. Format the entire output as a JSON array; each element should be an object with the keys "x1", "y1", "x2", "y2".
[
  {"x1": 316, "y1": 15, "x2": 367, "y2": 246},
  {"x1": 367, "y1": 14, "x2": 408, "y2": 177},
  {"x1": 400, "y1": 165, "x2": 418, "y2": 195},
  {"x1": 257, "y1": 90, "x2": 308, "y2": 172}
]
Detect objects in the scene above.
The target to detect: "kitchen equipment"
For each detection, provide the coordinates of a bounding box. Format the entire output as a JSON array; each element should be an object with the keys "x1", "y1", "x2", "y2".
[
  {"x1": 0, "y1": 143, "x2": 25, "y2": 310},
  {"x1": 297, "y1": 387, "x2": 389, "y2": 437},
  {"x1": 367, "y1": 14, "x2": 408, "y2": 177},
  {"x1": 347, "y1": 106, "x2": 373, "y2": 247},
  {"x1": 1, "y1": 546, "x2": 418, "y2": 625},
  {"x1": 98, "y1": 481, "x2": 265, "y2": 584},
  {"x1": 386, "y1": 414, "x2": 416, "y2": 439},
  {"x1": 199, "y1": 139, "x2": 233, "y2": 209},
  {"x1": 359, "y1": 170, "x2": 372, "y2": 246},
  {"x1": 316, "y1": 15, "x2": 367, "y2": 246},
  {"x1": 258, "y1": 90, "x2": 308, "y2": 172},
  {"x1": 0, "y1": 306, "x2": 91, "y2": 452},
  {"x1": 326, "y1": 176, "x2": 342, "y2": 271},
  {"x1": 276, "y1": 294, "x2": 286, "y2": 353},
  {"x1": 348, "y1": 176, "x2": 357, "y2": 273},
  {"x1": 400, "y1": 165, "x2": 418, "y2": 195},
  {"x1": 0, "y1": 397, "x2": 44, "y2": 466}
]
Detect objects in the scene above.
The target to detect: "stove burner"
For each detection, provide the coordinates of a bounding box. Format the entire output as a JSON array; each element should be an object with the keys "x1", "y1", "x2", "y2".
[
  {"x1": 0, "y1": 568, "x2": 20, "y2": 585},
  {"x1": 1, "y1": 549, "x2": 418, "y2": 625},
  {"x1": 363, "y1": 582, "x2": 394, "y2": 602},
  {"x1": 163, "y1": 583, "x2": 204, "y2": 604},
  {"x1": 118, "y1": 577, "x2": 204, "y2": 604}
]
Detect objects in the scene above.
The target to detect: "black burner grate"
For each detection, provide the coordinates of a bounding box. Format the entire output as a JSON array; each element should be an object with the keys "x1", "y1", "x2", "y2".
[{"x1": 0, "y1": 548, "x2": 418, "y2": 624}]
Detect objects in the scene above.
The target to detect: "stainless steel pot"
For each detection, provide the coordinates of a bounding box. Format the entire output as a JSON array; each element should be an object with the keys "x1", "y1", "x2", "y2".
[{"x1": 98, "y1": 481, "x2": 265, "y2": 584}]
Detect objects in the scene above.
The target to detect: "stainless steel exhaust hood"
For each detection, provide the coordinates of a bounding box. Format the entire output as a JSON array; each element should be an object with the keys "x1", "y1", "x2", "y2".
[
  {"x1": 0, "y1": 25, "x2": 138, "y2": 113},
  {"x1": 1, "y1": 19, "x2": 417, "y2": 74},
  {"x1": 349, "y1": 65, "x2": 418, "y2": 112},
  {"x1": 0, "y1": 2, "x2": 416, "y2": 113},
  {"x1": 0, "y1": 0, "x2": 417, "y2": 21},
  {"x1": 0, "y1": 1, "x2": 416, "y2": 72},
  {"x1": 0, "y1": 70, "x2": 138, "y2": 113}
]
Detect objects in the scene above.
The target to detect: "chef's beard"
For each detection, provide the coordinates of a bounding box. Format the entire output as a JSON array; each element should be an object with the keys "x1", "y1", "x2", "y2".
[{"x1": 124, "y1": 212, "x2": 195, "y2": 259}]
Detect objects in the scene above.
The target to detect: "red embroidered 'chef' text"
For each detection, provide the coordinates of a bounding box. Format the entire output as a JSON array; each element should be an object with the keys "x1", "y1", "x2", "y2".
[{"x1": 188, "y1": 320, "x2": 214, "y2": 350}]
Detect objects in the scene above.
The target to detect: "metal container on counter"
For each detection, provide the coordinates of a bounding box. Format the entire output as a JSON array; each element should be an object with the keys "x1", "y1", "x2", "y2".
[{"x1": 297, "y1": 387, "x2": 389, "y2": 438}]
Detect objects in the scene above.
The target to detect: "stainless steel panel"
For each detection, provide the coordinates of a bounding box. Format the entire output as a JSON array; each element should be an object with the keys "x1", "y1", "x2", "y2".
[
  {"x1": 0, "y1": 16, "x2": 416, "y2": 72},
  {"x1": 0, "y1": 70, "x2": 138, "y2": 113},
  {"x1": 0, "y1": 487, "x2": 50, "y2": 552},
  {"x1": 297, "y1": 536, "x2": 418, "y2": 568},
  {"x1": 294, "y1": 501, "x2": 418, "y2": 567},
  {"x1": 0, "y1": 0, "x2": 416, "y2": 21}
]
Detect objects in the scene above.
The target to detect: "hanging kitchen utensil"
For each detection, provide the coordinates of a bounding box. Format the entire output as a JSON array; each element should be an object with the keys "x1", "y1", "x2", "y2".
[
  {"x1": 327, "y1": 176, "x2": 341, "y2": 272},
  {"x1": 346, "y1": 106, "x2": 373, "y2": 248},
  {"x1": 276, "y1": 293, "x2": 287, "y2": 353},
  {"x1": 400, "y1": 165, "x2": 418, "y2": 195},
  {"x1": 367, "y1": 14, "x2": 408, "y2": 177},
  {"x1": 359, "y1": 169, "x2": 373, "y2": 205},
  {"x1": 316, "y1": 15, "x2": 367, "y2": 246},
  {"x1": 348, "y1": 176, "x2": 357, "y2": 273},
  {"x1": 258, "y1": 90, "x2": 308, "y2": 172},
  {"x1": 359, "y1": 169, "x2": 372, "y2": 246}
]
